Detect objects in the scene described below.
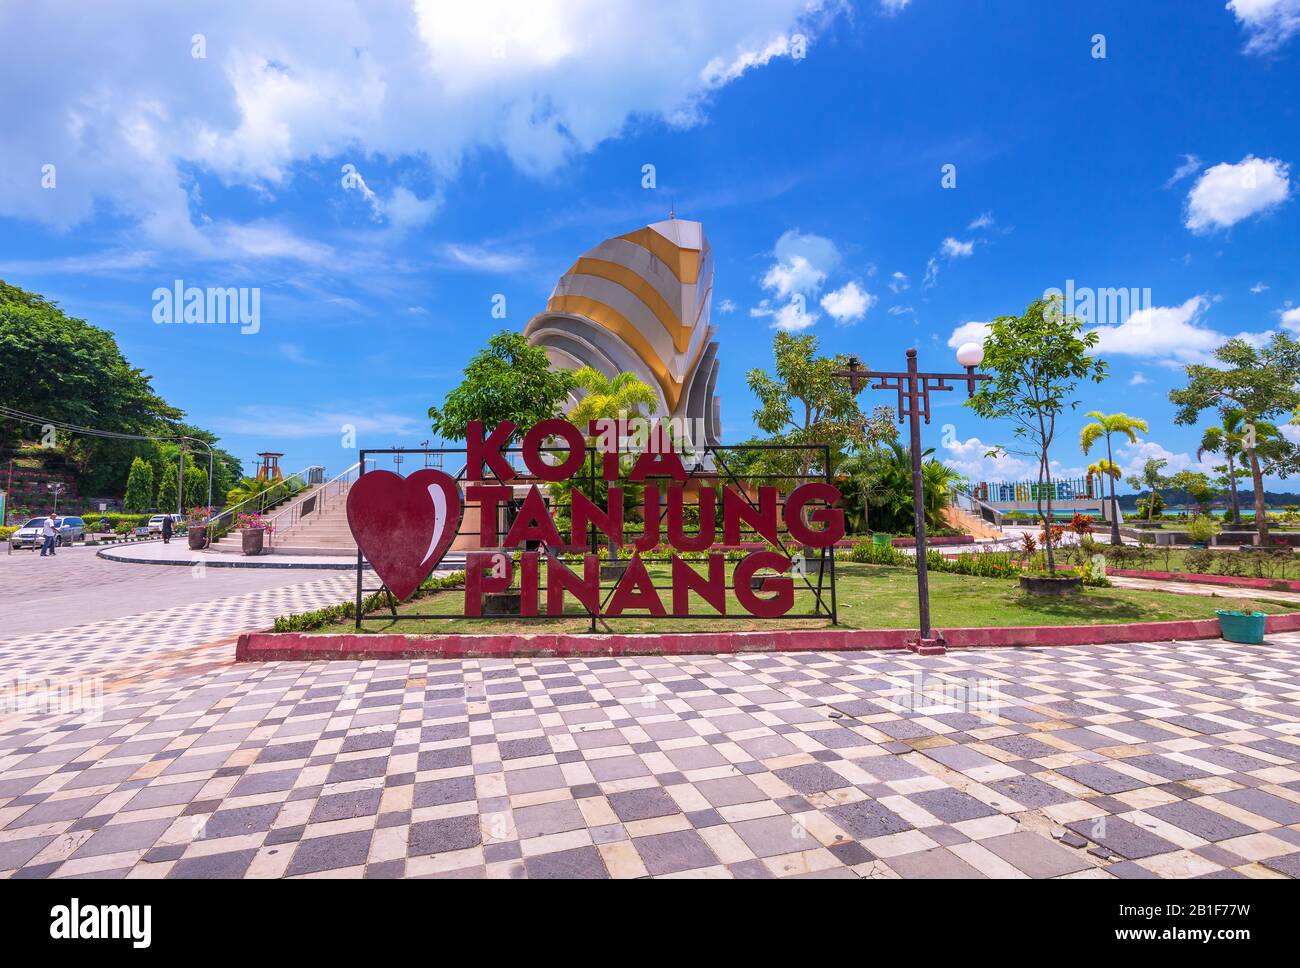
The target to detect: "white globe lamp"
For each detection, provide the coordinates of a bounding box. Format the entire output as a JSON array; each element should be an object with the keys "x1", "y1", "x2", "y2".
[{"x1": 956, "y1": 342, "x2": 984, "y2": 368}]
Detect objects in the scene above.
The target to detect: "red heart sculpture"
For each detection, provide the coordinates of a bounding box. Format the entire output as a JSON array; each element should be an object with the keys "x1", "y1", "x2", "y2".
[{"x1": 346, "y1": 469, "x2": 462, "y2": 600}]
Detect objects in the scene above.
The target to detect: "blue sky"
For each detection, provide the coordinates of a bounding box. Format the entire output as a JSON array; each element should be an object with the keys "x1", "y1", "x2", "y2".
[{"x1": 1, "y1": 0, "x2": 1298, "y2": 488}]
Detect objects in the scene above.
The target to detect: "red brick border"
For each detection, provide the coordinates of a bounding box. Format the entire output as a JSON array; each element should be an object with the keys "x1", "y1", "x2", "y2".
[
  {"x1": 235, "y1": 611, "x2": 1300, "y2": 661},
  {"x1": 1110, "y1": 569, "x2": 1300, "y2": 593}
]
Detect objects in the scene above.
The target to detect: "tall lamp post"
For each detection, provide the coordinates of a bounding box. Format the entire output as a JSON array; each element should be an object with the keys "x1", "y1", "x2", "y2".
[{"x1": 835, "y1": 344, "x2": 990, "y2": 651}]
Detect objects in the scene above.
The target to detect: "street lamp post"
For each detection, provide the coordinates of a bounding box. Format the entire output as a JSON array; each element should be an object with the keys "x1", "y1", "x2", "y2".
[
  {"x1": 835, "y1": 344, "x2": 990, "y2": 651},
  {"x1": 46, "y1": 481, "x2": 65, "y2": 514}
]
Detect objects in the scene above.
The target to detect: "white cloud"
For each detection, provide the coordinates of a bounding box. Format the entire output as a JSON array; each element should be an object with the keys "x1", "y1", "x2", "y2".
[
  {"x1": 889, "y1": 271, "x2": 910, "y2": 293},
  {"x1": 946, "y1": 320, "x2": 991, "y2": 349},
  {"x1": 967, "y1": 212, "x2": 995, "y2": 231},
  {"x1": 211, "y1": 405, "x2": 424, "y2": 438},
  {"x1": 1116, "y1": 439, "x2": 1206, "y2": 477},
  {"x1": 941, "y1": 237, "x2": 975, "y2": 258},
  {"x1": 1251, "y1": 281, "x2": 1270, "y2": 293},
  {"x1": 1228, "y1": 0, "x2": 1300, "y2": 53},
  {"x1": 888, "y1": 305, "x2": 914, "y2": 316},
  {"x1": 1129, "y1": 372, "x2": 1149, "y2": 386},
  {"x1": 922, "y1": 257, "x2": 939, "y2": 289},
  {"x1": 0, "y1": 1, "x2": 839, "y2": 255},
  {"x1": 1185, "y1": 155, "x2": 1291, "y2": 232},
  {"x1": 1088, "y1": 296, "x2": 1227, "y2": 364},
  {"x1": 761, "y1": 229, "x2": 840, "y2": 298},
  {"x1": 1164, "y1": 153, "x2": 1203, "y2": 187},
  {"x1": 1281, "y1": 306, "x2": 1300, "y2": 331},
  {"x1": 751, "y1": 298, "x2": 818, "y2": 332},
  {"x1": 880, "y1": 0, "x2": 912, "y2": 13},
  {"x1": 442, "y1": 243, "x2": 532, "y2": 272},
  {"x1": 940, "y1": 434, "x2": 1083, "y2": 483},
  {"x1": 717, "y1": 298, "x2": 737, "y2": 314},
  {"x1": 820, "y1": 281, "x2": 875, "y2": 325}
]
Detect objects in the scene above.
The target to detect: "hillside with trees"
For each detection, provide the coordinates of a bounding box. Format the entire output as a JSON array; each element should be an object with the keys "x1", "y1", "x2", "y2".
[{"x1": 0, "y1": 280, "x2": 242, "y2": 514}]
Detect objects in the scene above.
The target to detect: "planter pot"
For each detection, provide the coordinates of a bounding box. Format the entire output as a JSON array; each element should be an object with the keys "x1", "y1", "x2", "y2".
[
  {"x1": 1018, "y1": 575, "x2": 1082, "y2": 596},
  {"x1": 482, "y1": 591, "x2": 522, "y2": 616},
  {"x1": 600, "y1": 560, "x2": 631, "y2": 581},
  {"x1": 240, "y1": 528, "x2": 265, "y2": 556},
  {"x1": 188, "y1": 525, "x2": 209, "y2": 550},
  {"x1": 1217, "y1": 609, "x2": 1266, "y2": 644}
]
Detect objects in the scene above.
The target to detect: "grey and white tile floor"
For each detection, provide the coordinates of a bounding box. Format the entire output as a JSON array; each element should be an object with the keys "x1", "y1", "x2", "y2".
[{"x1": 3, "y1": 626, "x2": 1300, "y2": 879}]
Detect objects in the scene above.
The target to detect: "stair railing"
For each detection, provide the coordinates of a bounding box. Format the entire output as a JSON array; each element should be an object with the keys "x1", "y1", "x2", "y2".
[
  {"x1": 202, "y1": 465, "x2": 318, "y2": 544},
  {"x1": 266, "y1": 460, "x2": 371, "y2": 547}
]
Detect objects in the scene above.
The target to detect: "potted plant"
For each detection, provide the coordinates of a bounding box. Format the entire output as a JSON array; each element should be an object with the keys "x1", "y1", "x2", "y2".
[
  {"x1": 187, "y1": 506, "x2": 213, "y2": 550},
  {"x1": 236, "y1": 511, "x2": 273, "y2": 555},
  {"x1": 1017, "y1": 529, "x2": 1082, "y2": 595}
]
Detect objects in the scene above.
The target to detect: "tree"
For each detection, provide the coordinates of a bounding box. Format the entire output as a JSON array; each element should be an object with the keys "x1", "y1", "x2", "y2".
[
  {"x1": 1169, "y1": 470, "x2": 1215, "y2": 516},
  {"x1": 566, "y1": 367, "x2": 660, "y2": 432},
  {"x1": 429, "y1": 330, "x2": 577, "y2": 442},
  {"x1": 123, "y1": 457, "x2": 154, "y2": 512},
  {"x1": 1125, "y1": 457, "x2": 1169, "y2": 523},
  {"x1": 836, "y1": 442, "x2": 960, "y2": 535},
  {"x1": 1086, "y1": 459, "x2": 1122, "y2": 517},
  {"x1": 183, "y1": 464, "x2": 209, "y2": 511},
  {"x1": 157, "y1": 462, "x2": 179, "y2": 514},
  {"x1": 1197, "y1": 408, "x2": 1252, "y2": 525},
  {"x1": 548, "y1": 366, "x2": 657, "y2": 560},
  {"x1": 746, "y1": 331, "x2": 895, "y2": 482},
  {"x1": 967, "y1": 297, "x2": 1106, "y2": 574},
  {"x1": 1080, "y1": 411, "x2": 1148, "y2": 545},
  {"x1": 1169, "y1": 333, "x2": 1300, "y2": 545}
]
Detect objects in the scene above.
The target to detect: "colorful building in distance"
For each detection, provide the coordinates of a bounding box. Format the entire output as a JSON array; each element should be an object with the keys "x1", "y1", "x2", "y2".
[{"x1": 524, "y1": 217, "x2": 722, "y2": 448}]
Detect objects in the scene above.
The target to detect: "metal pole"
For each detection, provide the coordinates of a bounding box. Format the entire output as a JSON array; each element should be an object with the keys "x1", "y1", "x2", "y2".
[{"x1": 907, "y1": 349, "x2": 933, "y2": 641}]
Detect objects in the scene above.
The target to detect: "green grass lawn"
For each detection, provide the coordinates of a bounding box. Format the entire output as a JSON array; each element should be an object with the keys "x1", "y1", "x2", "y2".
[{"x1": 317, "y1": 562, "x2": 1294, "y2": 635}]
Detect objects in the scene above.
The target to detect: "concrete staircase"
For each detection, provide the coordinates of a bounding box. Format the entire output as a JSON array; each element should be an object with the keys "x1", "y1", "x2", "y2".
[
  {"x1": 211, "y1": 482, "x2": 357, "y2": 556},
  {"x1": 943, "y1": 504, "x2": 1003, "y2": 540}
]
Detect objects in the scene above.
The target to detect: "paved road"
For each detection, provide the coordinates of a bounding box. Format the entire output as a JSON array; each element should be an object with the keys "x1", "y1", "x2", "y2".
[
  {"x1": 0, "y1": 544, "x2": 353, "y2": 639},
  {"x1": 1, "y1": 545, "x2": 1298, "y2": 879}
]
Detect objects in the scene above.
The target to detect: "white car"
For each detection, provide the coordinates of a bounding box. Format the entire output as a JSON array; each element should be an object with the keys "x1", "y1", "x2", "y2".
[
  {"x1": 9, "y1": 516, "x2": 86, "y2": 549},
  {"x1": 147, "y1": 515, "x2": 185, "y2": 534}
]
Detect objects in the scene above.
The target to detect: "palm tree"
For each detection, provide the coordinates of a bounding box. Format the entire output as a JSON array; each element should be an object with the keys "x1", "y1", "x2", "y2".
[
  {"x1": 563, "y1": 367, "x2": 659, "y2": 559},
  {"x1": 1198, "y1": 409, "x2": 1249, "y2": 525},
  {"x1": 567, "y1": 367, "x2": 661, "y2": 434},
  {"x1": 1087, "y1": 459, "x2": 1122, "y2": 524},
  {"x1": 1080, "y1": 410, "x2": 1148, "y2": 545}
]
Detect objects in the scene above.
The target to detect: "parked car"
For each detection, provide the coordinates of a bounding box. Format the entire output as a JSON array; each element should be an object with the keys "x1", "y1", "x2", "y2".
[
  {"x1": 146, "y1": 514, "x2": 186, "y2": 534},
  {"x1": 9, "y1": 516, "x2": 86, "y2": 549}
]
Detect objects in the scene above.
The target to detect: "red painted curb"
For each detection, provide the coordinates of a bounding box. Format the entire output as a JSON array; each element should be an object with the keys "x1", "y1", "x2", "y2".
[
  {"x1": 234, "y1": 611, "x2": 1300, "y2": 661},
  {"x1": 1111, "y1": 569, "x2": 1300, "y2": 593}
]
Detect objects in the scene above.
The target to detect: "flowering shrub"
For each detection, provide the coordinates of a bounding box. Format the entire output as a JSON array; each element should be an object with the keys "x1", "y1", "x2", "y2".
[
  {"x1": 236, "y1": 511, "x2": 274, "y2": 534},
  {"x1": 1069, "y1": 512, "x2": 1094, "y2": 535}
]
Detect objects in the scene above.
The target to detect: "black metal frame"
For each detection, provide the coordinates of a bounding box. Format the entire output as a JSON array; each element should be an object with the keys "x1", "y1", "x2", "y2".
[{"x1": 353, "y1": 441, "x2": 838, "y2": 631}]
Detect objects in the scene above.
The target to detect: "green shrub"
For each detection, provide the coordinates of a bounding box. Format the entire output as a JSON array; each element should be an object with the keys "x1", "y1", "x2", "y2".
[{"x1": 271, "y1": 571, "x2": 466, "y2": 632}]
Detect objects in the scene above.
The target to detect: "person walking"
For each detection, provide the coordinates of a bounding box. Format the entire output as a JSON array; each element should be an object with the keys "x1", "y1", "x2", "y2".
[
  {"x1": 161, "y1": 512, "x2": 174, "y2": 544},
  {"x1": 40, "y1": 512, "x2": 58, "y2": 557}
]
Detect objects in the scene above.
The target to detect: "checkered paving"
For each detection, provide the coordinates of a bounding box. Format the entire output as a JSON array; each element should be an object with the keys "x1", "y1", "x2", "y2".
[{"x1": 2, "y1": 638, "x2": 1298, "y2": 879}]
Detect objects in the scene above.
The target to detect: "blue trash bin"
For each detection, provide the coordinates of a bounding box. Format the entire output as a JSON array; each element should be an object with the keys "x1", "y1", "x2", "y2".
[{"x1": 1216, "y1": 610, "x2": 1266, "y2": 644}]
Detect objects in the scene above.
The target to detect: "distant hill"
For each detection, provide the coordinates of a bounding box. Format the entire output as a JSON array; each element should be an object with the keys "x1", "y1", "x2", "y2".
[{"x1": 1118, "y1": 488, "x2": 1300, "y2": 509}]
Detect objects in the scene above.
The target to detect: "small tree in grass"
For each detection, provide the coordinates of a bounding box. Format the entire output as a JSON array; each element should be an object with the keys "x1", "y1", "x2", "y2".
[
  {"x1": 124, "y1": 457, "x2": 154, "y2": 512},
  {"x1": 1126, "y1": 457, "x2": 1169, "y2": 523},
  {"x1": 967, "y1": 297, "x2": 1106, "y2": 575}
]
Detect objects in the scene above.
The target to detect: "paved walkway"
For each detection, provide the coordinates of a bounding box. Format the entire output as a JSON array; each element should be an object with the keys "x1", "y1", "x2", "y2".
[
  {"x1": 96, "y1": 541, "x2": 364, "y2": 570},
  {"x1": 1, "y1": 547, "x2": 1298, "y2": 879}
]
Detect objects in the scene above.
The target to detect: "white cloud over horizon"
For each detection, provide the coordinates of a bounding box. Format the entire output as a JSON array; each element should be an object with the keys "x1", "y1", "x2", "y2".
[{"x1": 1228, "y1": 0, "x2": 1300, "y2": 53}]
